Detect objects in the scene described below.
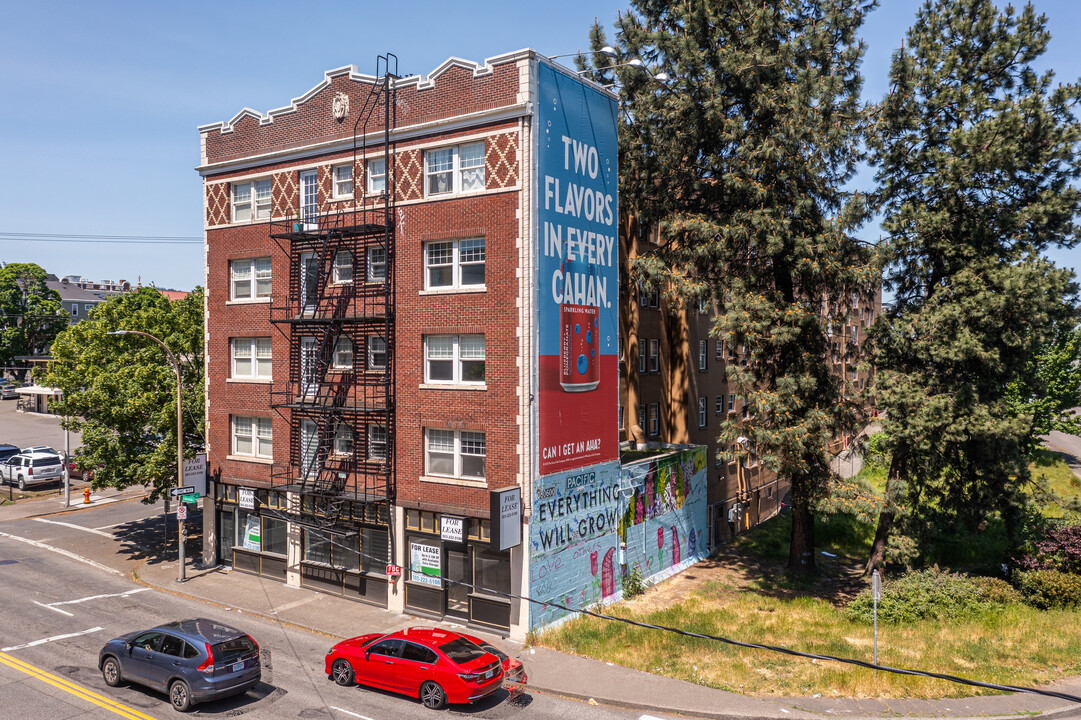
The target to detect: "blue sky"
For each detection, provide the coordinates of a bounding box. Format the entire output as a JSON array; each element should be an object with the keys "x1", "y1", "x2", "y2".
[{"x1": 0, "y1": 0, "x2": 1078, "y2": 291}]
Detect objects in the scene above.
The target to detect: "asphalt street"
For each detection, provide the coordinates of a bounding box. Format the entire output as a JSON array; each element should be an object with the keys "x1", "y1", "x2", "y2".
[{"x1": 0, "y1": 499, "x2": 681, "y2": 720}]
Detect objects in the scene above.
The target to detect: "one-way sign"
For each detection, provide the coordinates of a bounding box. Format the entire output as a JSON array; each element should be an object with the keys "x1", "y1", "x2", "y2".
[{"x1": 170, "y1": 486, "x2": 196, "y2": 497}]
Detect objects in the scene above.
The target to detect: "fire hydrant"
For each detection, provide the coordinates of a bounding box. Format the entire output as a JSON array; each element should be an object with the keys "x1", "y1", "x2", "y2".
[{"x1": 83, "y1": 488, "x2": 91, "y2": 504}]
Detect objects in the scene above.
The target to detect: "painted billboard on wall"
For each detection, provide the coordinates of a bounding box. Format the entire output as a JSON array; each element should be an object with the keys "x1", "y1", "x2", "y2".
[
  {"x1": 535, "y1": 61, "x2": 620, "y2": 476},
  {"x1": 528, "y1": 447, "x2": 709, "y2": 630}
]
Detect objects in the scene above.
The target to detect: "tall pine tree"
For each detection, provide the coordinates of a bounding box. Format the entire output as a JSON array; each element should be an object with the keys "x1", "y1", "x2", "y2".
[
  {"x1": 586, "y1": 0, "x2": 877, "y2": 575},
  {"x1": 865, "y1": 0, "x2": 1081, "y2": 572}
]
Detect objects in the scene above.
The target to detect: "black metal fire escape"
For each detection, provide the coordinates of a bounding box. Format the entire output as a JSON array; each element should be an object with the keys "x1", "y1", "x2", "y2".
[{"x1": 267, "y1": 54, "x2": 398, "y2": 538}]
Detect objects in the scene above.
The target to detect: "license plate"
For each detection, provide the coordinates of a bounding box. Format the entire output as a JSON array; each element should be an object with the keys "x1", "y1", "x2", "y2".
[
  {"x1": 484, "y1": 668, "x2": 493, "y2": 680},
  {"x1": 231, "y1": 660, "x2": 245, "y2": 672}
]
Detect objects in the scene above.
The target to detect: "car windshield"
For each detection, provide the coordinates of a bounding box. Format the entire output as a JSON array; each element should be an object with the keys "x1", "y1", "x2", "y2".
[{"x1": 438, "y1": 637, "x2": 487, "y2": 664}]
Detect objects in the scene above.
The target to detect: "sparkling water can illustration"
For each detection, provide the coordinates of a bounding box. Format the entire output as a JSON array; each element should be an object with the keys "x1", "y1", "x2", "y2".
[{"x1": 560, "y1": 302, "x2": 600, "y2": 391}]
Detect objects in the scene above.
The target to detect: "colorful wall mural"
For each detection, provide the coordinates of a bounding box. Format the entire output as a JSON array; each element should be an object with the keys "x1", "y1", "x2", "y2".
[{"x1": 528, "y1": 446, "x2": 709, "y2": 630}]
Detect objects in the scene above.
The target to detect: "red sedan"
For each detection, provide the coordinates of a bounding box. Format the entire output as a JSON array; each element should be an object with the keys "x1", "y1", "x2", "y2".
[
  {"x1": 325, "y1": 627, "x2": 503, "y2": 709},
  {"x1": 461, "y1": 634, "x2": 527, "y2": 697}
]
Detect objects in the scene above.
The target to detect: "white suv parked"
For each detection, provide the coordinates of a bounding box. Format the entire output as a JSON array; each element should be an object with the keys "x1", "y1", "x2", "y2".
[{"x1": 0, "y1": 452, "x2": 64, "y2": 489}]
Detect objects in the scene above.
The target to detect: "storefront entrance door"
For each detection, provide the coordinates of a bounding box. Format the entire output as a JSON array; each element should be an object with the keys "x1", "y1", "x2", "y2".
[{"x1": 444, "y1": 548, "x2": 470, "y2": 621}]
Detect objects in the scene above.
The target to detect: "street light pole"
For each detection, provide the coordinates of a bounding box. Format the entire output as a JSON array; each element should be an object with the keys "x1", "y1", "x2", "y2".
[{"x1": 107, "y1": 329, "x2": 186, "y2": 582}]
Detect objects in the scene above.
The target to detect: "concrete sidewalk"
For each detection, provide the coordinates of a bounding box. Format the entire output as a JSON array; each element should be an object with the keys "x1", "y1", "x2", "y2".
[{"x1": 5, "y1": 489, "x2": 1081, "y2": 720}]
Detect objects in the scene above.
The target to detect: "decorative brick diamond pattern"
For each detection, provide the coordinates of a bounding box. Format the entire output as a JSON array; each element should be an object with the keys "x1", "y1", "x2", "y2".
[
  {"x1": 487, "y1": 132, "x2": 519, "y2": 189},
  {"x1": 273, "y1": 171, "x2": 298, "y2": 217},
  {"x1": 318, "y1": 165, "x2": 333, "y2": 210},
  {"x1": 397, "y1": 149, "x2": 423, "y2": 202},
  {"x1": 206, "y1": 183, "x2": 230, "y2": 226}
]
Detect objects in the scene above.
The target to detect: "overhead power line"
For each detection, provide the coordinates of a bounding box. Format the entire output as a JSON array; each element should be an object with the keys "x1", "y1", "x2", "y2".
[{"x1": 0, "y1": 232, "x2": 202, "y2": 245}]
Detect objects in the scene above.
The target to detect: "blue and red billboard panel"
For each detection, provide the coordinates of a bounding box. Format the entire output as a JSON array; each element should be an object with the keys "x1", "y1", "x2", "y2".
[{"x1": 535, "y1": 62, "x2": 619, "y2": 475}]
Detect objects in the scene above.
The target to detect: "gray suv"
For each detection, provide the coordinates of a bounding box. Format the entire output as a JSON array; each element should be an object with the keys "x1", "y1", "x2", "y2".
[{"x1": 98, "y1": 618, "x2": 261, "y2": 712}]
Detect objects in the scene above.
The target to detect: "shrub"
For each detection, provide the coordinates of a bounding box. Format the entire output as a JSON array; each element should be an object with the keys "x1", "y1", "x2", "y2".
[
  {"x1": 845, "y1": 568, "x2": 1010, "y2": 624},
  {"x1": 623, "y1": 566, "x2": 647, "y2": 599},
  {"x1": 969, "y1": 576, "x2": 1025, "y2": 606},
  {"x1": 1018, "y1": 522, "x2": 1081, "y2": 574},
  {"x1": 1012, "y1": 570, "x2": 1081, "y2": 610}
]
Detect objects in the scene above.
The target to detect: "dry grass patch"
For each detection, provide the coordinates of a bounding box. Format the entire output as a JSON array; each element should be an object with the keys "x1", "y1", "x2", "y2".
[{"x1": 540, "y1": 587, "x2": 1081, "y2": 698}]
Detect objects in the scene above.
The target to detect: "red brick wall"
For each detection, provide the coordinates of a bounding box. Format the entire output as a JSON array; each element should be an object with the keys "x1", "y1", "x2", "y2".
[{"x1": 203, "y1": 61, "x2": 522, "y2": 167}]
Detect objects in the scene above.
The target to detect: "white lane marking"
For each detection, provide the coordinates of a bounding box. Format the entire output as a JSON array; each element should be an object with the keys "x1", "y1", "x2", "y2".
[
  {"x1": 270, "y1": 596, "x2": 319, "y2": 614},
  {"x1": 94, "y1": 521, "x2": 132, "y2": 531},
  {"x1": 35, "y1": 518, "x2": 115, "y2": 538},
  {"x1": 49, "y1": 588, "x2": 149, "y2": 608},
  {"x1": 331, "y1": 708, "x2": 377, "y2": 720},
  {"x1": 33, "y1": 601, "x2": 74, "y2": 617},
  {"x1": 640, "y1": 716, "x2": 668, "y2": 720},
  {"x1": 0, "y1": 531, "x2": 123, "y2": 576},
  {"x1": 2, "y1": 627, "x2": 104, "y2": 652}
]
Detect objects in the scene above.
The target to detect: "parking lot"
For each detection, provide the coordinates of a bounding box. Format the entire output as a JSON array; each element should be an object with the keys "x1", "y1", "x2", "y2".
[
  {"x1": 0, "y1": 391, "x2": 82, "y2": 452},
  {"x1": 0, "y1": 396, "x2": 85, "y2": 499}
]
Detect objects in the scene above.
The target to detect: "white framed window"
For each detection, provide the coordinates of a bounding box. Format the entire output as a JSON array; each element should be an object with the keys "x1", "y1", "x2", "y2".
[
  {"x1": 716, "y1": 340, "x2": 723, "y2": 359},
  {"x1": 231, "y1": 179, "x2": 271, "y2": 222},
  {"x1": 648, "y1": 339, "x2": 659, "y2": 372},
  {"x1": 334, "y1": 422, "x2": 353, "y2": 455},
  {"x1": 84, "y1": 303, "x2": 94, "y2": 313},
  {"x1": 424, "y1": 428, "x2": 485, "y2": 479},
  {"x1": 424, "y1": 334, "x2": 485, "y2": 384},
  {"x1": 71, "y1": 305, "x2": 78, "y2": 317},
  {"x1": 648, "y1": 404, "x2": 659, "y2": 436},
  {"x1": 367, "y1": 246, "x2": 386, "y2": 282},
  {"x1": 716, "y1": 396, "x2": 724, "y2": 415},
  {"x1": 233, "y1": 416, "x2": 272, "y2": 459},
  {"x1": 699, "y1": 298, "x2": 708, "y2": 314},
  {"x1": 232, "y1": 337, "x2": 272, "y2": 379},
  {"x1": 230, "y1": 257, "x2": 271, "y2": 300},
  {"x1": 638, "y1": 343, "x2": 646, "y2": 373},
  {"x1": 649, "y1": 287, "x2": 659, "y2": 308},
  {"x1": 698, "y1": 340, "x2": 707, "y2": 371},
  {"x1": 637, "y1": 404, "x2": 646, "y2": 431},
  {"x1": 638, "y1": 280, "x2": 648, "y2": 307},
  {"x1": 333, "y1": 337, "x2": 353, "y2": 370},
  {"x1": 424, "y1": 238, "x2": 485, "y2": 289},
  {"x1": 368, "y1": 424, "x2": 387, "y2": 461},
  {"x1": 698, "y1": 397, "x2": 707, "y2": 428},
  {"x1": 333, "y1": 164, "x2": 353, "y2": 198},
  {"x1": 425, "y1": 141, "x2": 484, "y2": 196},
  {"x1": 333, "y1": 250, "x2": 353, "y2": 284},
  {"x1": 367, "y1": 157, "x2": 386, "y2": 194},
  {"x1": 728, "y1": 393, "x2": 735, "y2": 412},
  {"x1": 368, "y1": 336, "x2": 387, "y2": 370}
]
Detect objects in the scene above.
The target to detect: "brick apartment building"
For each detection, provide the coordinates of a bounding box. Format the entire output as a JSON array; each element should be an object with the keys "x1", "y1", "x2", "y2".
[{"x1": 198, "y1": 51, "x2": 629, "y2": 639}]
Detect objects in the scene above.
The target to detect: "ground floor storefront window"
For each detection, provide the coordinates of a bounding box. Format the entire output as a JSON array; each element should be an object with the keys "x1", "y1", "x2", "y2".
[
  {"x1": 216, "y1": 486, "x2": 289, "y2": 580},
  {"x1": 298, "y1": 501, "x2": 389, "y2": 607},
  {"x1": 402, "y1": 509, "x2": 511, "y2": 632}
]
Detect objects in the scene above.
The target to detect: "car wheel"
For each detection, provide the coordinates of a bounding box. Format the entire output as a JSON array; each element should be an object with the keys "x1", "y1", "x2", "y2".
[
  {"x1": 101, "y1": 657, "x2": 122, "y2": 687},
  {"x1": 170, "y1": 679, "x2": 193, "y2": 712},
  {"x1": 331, "y1": 658, "x2": 355, "y2": 686},
  {"x1": 17, "y1": 476, "x2": 25, "y2": 490},
  {"x1": 420, "y1": 680, "x2": 447, "y2": 710}
]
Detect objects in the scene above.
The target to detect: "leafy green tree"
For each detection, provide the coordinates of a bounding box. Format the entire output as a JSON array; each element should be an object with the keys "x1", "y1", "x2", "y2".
[
  {"x1": 1007, "y1": 325, "x2": 1081, "y2": 456},
  {"x1": 583, "y1": 0, "x2": 878, "y2": 575},
  {"x1": 0, "y1": 263, "x2": 67, "y2": 370},
  {"x1": 865, "y1": 0, "x2": 1081, "y2": 572},
  {"x1": 37, "y1": 287, "x2": 205, "y2": 502}
]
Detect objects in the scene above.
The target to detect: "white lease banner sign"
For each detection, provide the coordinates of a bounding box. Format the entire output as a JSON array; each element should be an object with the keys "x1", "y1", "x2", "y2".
[
  {"x1": 182, "y1": 453, "x2": 207, "y2": 497},
  {"x1": 440, "y1": 515, "x2": 465, "y2": 543},
  {"x1": 239, "y1": 488, "x2": 255, "y2": 510}
]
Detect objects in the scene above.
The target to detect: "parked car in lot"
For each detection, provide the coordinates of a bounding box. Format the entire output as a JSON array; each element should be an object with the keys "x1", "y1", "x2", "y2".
[
  {"x1": 0, "y1": 386, "x2": 18, "y2": 400},
  {"x1": 21, "y1": 445, "x2": 60, "y2": 456},
  {"x1": 98, "y1": 618, "x2": 261, "y2": 712},
  {"x1": 0, "y1": 444, "x2": 20, "y2": 462},
  {"x1": 0, "y1": 452, "x2": 64, "y2": 489},
  {"x1": 325, "y1": 627, "x2": 503, "y2": 709}
]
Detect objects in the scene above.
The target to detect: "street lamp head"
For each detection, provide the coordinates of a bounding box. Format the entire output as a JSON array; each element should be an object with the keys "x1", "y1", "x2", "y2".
[
  {"x1": 653, "y1": 71, "x2": 671, "y2": 82},
  {"x1": 106, "y1": 330, "x2": 131, "y2": 336}
]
